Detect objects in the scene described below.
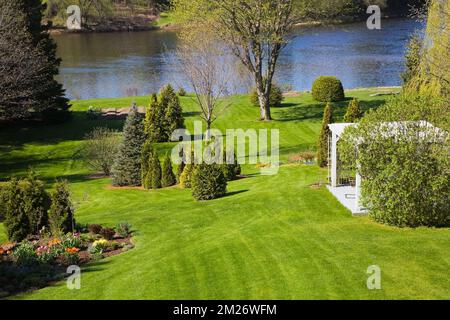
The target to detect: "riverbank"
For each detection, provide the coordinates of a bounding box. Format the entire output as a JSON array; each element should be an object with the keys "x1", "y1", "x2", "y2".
[{"x1": 49, "y1": 11, "x2": 408, "y2": 35}]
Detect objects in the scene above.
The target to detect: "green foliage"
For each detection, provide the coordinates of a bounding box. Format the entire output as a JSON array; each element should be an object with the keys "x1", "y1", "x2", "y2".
[
  {"x1": 0, "y1": 0, "x2": 69, "y2": 122},
  {"x1": 180, "y1": 163, "x2": 195, "y2": 189},
  {"x1": 144, "y1": 94, "x2": 166, "y2": 143},
  {"x1": 343, "y1": 98, "x2": 363, "y2": 122},
  {"x1": 339, "y1": 93, "x2": 450, "y2": 227},
  {"x1": 12, "y1": 241, "x2": 37, "y2": 266},
  {"x1": 22, "y1": 171, "x2": 51, "y2": 235},
  {"x1": 178, "y1": 87, "x2": 187, "y2": 96},
  {"x1": 192, "y1": 164, "x2": 227, "y2": 201},
  {"x1": 401, "y1": 32, "x2": 423, "y2": 86},
  {"x1": 317, "y1": 103, "x2": 333, "y2": 167},
  {"x1": 161, "y1": 154, "x2": 177, "y2": 188},
  {"x1": 176, "y1": 161, "x2": 186, "y2": 183},
  {"x1": 2, "y1": 179, "x2": 31, "y2": 242},
  {"x1": 250, "y1": 83, "x2": 284, "y2": 107},
  {"x1": 149, "y1": 150, "x2": 162, "y2": 189},
  {"x1": 112, "y1": 104, "x2": 146, "y2": 186},
  {"x1": 116, "y1": 222, "x2": 132, "y2": 238},
  {"x1": 49, "y1": 180, "x2": 75, "y2": 235},
  {"x1": 141, "y1": 141, "x2": 154, "y2": 189},
  {"x1": 312, "y1": 76, "x2": 345, "y2": 102},
  {"x1": 80, "y1": 127, "x2": 120, "y2": 176},
  {"x1": 406, "y1": 0, "x2": 450, "y2": 100},
  {"x1": 2, "y1": 171, "x2": 51, "y2": 241},
  {"x1": 221, "y1": 149, "x2": 241, "y2": 181},
  {"x1": 142, "y1": 145, "x2": 162, "y2": 189},
  {"x1": 144, "y1": 85, "x2": 185, "y2": 143}
]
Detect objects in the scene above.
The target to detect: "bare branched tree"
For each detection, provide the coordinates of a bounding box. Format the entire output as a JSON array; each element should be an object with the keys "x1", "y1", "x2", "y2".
[{"x1": 176, "y1": 30, "x2": 235, "y2": 139}]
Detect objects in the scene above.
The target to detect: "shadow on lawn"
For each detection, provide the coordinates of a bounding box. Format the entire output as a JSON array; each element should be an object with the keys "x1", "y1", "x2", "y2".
[
  {"x1": 0, "y1": 259, "x2": 112, "y2": 298},
  {"x1": 222, "y1": 190, "x2": 249, "y2": 198},
  {"x1": 273, "y1": 99, "x2": 386, "y2": 122}
]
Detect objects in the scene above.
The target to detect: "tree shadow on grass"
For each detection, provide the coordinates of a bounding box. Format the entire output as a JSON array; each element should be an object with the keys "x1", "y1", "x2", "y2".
[
  {"x1": 222, "y1": 190, "x2": 249, "y2": 198},
  {"x1": 0, "y1": 112, "x2": 125, "y2": 152},
  {"x1": 0, "y1": 259, "x2": 112, "y2": 298},
  {"x1": 273, "y1": 99, "x2": 386, "y2": 122}
]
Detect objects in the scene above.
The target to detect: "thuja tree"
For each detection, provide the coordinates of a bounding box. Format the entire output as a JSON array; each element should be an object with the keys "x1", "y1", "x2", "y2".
[
  {"x1": 112, "y1": 104, "x2": 146, "y2": 186},
  {"x1": 1, "y1": 172, "x2": 51, "y2": 241},
  {"x1": 221, "y1": 148, "x2": 241, "y2": 181},
  {"x1": 149, "y1": 150, "x2": 162, "y2": 189},
  {"x1": 344, "y1": 98, "x2": 363, "y2": 123},
  {"x1": 49, "y1": 180, "x2": 75, "y2": 235},
  {"x1": 145, "y1": 94, "x2": 167, "y2": 143},
  {"x1": 22, "y1": 170, "x2": 51, "y2": 235},
  {"x1": 162, "y1": 84, "x2": 184, "y2": 137},
  {"x1": 339, "y1": 93, "x2": 450, "y2": 227},
  {"x1": 145, "y1": 86, "x2": 184, "y2": 143},
  {"x1": 162, "y1": 153, "x2": 177, "y2": 187},
  {"x1": 317, "y1": 103, "x2": 333, "y2": 167},
  {"x1": 141, "y1": 141, "x2": 154, "y2": 189},
  {"x1": 192, "y1": 164, "x2": 227, "y2": 201},
  {"x1": 2, "y1": 179, "x2": 30, "y2": 241}
]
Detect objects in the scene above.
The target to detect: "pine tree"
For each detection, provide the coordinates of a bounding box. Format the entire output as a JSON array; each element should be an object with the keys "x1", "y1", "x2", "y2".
[
  {"x1": 317, "y1": 103, "x2": 333, "y2": 168},
  {"x1": 17, "y1": 0, "x2": 69, "y2": 122},
  {"x1": 150, "y1": 150, "x2": 162, "y2": 189},
  {"x1": 162, "y1": 153, "x2": 177, "y2": 187},
  {"x1": 343, "y1": 98, "x2": 363, "y2": 123},
  {"x1": 112, "y1": 103, "x2": 146, "y2": 186},
  {"x1": 49, "y1": 180, "x2": 75, "y2": 235}
]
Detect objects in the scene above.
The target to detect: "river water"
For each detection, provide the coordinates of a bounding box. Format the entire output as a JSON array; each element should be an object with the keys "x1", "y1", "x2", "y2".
[{"x1": 53, "y1": 18, "x2": 421, "y2": 100}]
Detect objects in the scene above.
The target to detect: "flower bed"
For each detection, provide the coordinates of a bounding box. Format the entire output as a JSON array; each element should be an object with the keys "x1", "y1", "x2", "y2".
[{"x1": 0, "y1": 222, "x2": 134, "y2": 298}]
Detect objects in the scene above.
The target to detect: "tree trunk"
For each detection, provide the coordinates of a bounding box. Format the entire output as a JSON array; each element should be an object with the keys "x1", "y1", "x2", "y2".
[{"x1": 255, "y1": 75, "x2": 272, "y2": 121}]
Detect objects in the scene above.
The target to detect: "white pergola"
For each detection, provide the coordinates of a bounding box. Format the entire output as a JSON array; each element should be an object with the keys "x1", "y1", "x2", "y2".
[
  {"x1": 327, "y1": 123, "x2": 365, "y2": 215},
  {"x1": 326, "y1": 120, "x2": 444, "y2": 215}
]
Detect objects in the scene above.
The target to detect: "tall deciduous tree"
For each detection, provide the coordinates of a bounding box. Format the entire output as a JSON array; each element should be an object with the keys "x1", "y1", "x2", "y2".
[
  {"x1": 407, "y1": 0, "x2": 450, "y2": 100},
  {"x1": 173, "y1": 0, "x2": 296, "y2": 120}
]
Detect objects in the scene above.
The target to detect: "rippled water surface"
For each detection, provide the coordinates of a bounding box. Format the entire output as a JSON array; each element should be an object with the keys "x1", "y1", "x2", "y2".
[{"x1": 54, "y1": 18, "x2": 421, "y2": 100}]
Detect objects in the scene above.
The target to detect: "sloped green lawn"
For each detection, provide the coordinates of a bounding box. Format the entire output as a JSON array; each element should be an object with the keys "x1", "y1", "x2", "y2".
[{"x1": 1, "y1": 88, "x2": 449, "y2": 299}]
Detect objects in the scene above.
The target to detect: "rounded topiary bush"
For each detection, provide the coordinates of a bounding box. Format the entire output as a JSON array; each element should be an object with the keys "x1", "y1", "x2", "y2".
[
  {"x1": 312, "y1": 76, "x2": 345, "y2": 102},
  {"x1": 192, "y1": 164, "x2": 227, "y2": 201},
  {"x1": 250, "y1": 83, "x2": 284, "y2": 107}
]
